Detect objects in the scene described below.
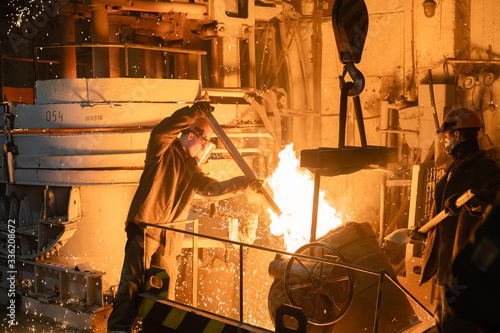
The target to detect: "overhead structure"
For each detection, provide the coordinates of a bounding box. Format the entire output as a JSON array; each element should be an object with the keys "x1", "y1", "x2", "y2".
[{"x1": 301, "y1": 0, "x2": 397, "y2": 242}]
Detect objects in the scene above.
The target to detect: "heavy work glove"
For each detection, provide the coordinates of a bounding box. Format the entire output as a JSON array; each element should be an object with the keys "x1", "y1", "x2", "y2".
[
  {"x1": 444, "y1": 193, "x2": 463, "y2": 216},
  {"x1": 409, "y1": 226, "x2": 427, "y2": 244},
  {"x1": 191, "y1": 101, "x2": 214, "y2": 116},
  {"x1": 462, "y1": 188, "x2": 490, "y2": 215},
  {"x1": 241, "y1": 177, "x2": 264, "y2": 192}
]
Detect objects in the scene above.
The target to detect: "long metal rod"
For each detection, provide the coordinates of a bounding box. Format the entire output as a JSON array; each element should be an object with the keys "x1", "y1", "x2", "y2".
[
  {"x1": 445, "y1": 58, "x2": 500, "y2": 64},
  {"x1": 353, "y1": 95, "x2": 367, "y2": 147},
  {"x1": 141, "y1": 222, "x2": 382, "y2": 276},
  {"x1": 379, "y1": 174, "x2": 386, "y2": 246},
  {"x1": 248, "y1": 26, "x2": 256, "y2": 88},
  {"x1": 5, "y1": 127, "x2": 154, "y2": 135},
  {"x1": 33, "y1": 45, "x2": 38, "y2": 103},
  {"x1": 143, "y1": 227, "x2": 147, "y2": 294},
  {"x1": 2, "y1": 128, "x2": 274, "y2": 137},
  {"x1": 239, "y1": 244, "x2": 244, "y2": 324},
  {"x1": 124, "y1": 45, "x2": 129, "y2": 77},
  {"x1": 312, "y1": 0, "x2": 323, "y2": 147},
  {"x1": 383, "y1": 273, "x2": 433, "y2": 316},
  {"x1": 35, "y1": 42, "x2": 207, "y2": 55},
  {"x1": 196, "y1": 54, "x2": 201, "y2": 82},
  {"x1": 3, "y1": 55, "x2": 60, "y2": 64},
  {"x1": 192, "y1": 219, "x2": 198, "y2": 307},
  {"x1": 202, "y1": 109, "x2": 282, "y2": 216},
  {"x1": 310, "y1": 169, "x2": 321, "y2": 242},
  {"x1": 338, "y1": 82, "x2": 353, "y2": 148},
  {"x1": 378, "y1": 129, "x2": 419, "y2": 134},
  {"x1": 373, "y1": 271, "x2": 385, "y2": 333},
  {"x1": 428, "y1": 69, "x2": 440, "y2": 131}
]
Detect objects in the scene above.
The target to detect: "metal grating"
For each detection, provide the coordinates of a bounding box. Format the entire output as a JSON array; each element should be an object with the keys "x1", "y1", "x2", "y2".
[{"x1": 423, "y1": 165, "x2": 446, "y2": 221}]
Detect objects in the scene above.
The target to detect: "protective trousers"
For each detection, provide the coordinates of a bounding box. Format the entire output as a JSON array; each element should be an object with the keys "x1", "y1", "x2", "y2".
[
  {"x1": 107, "y1": 232, "x2": 178, "y2": 332},
  {"x1": 434, "y1": 283, "x2": 485, "y2": 333}
]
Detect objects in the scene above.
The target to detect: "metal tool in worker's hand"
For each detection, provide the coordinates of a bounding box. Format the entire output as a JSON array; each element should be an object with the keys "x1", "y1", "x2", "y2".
[
  {"x1": 198, "y1": 102, "x2": 282, "y2": 216},
  {"x1": 384, "y1": 189, "x2": 475, "y2": 245}
]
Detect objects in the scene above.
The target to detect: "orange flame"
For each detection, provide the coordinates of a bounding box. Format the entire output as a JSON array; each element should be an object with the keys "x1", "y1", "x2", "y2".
[{"x1": 266, "y1": 144, "x2": 343, "y2": 252}]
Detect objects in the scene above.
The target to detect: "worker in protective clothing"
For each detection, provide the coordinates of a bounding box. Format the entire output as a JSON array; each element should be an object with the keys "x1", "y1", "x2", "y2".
[
  {"x1": 411, "y1": 108, "x2": 500, "y2": 332},
  {"x1": 107, "y1": 101, "x2": 263, "y2": 333},
  {"x1": 447, "y1": 189, "x2": 500, "y2": 332}
]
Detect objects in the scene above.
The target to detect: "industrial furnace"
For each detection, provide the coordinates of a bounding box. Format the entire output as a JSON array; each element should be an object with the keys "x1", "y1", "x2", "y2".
[{"x1": 1, "y1": 0, "x2": 499, "y2": 332}]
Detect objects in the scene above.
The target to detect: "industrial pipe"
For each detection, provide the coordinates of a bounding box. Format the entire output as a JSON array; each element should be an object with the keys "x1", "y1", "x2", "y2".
[
  {"x1": 56, "y1": 3, "x2": 77, "y2": 79},
  {"x1": 108, "y1": 23, "x2": 121, "y2": 77},
  {"x1": 90, "y1": 4, "x2": 110, "y2": 78},
  {"x1": 108, "y1": 15, "x2": 175, "y2": 36},
  {"x1": 87, "y1": 0, "x2": 208, "y2": 20}
]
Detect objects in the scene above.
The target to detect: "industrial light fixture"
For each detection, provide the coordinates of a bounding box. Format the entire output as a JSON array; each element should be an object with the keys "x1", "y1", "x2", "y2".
[{"x1": 422, "y1": 0, "x2": 437, "y2": 18}]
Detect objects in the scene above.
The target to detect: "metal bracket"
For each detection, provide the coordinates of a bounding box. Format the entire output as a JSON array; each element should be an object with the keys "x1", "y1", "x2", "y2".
[{"x1": 275, "y1": 304, "x2": 307, "y2": 333}]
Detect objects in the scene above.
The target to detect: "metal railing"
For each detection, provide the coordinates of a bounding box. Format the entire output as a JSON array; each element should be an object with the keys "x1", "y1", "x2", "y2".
[
  {"x1": 33, "y1": 42, "x2": 206, "y2": 81},
  {"x1": 141, "y1": 221, "x2": 433, "y2": 333},
  {"x1": 2, "y1": 42, "x2": 207, "y2": 104}
]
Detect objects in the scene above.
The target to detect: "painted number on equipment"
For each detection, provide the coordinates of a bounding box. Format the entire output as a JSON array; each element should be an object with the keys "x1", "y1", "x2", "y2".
[
  {"x1": 85, "y1": 115, "x2": 103, "y2": 121},
  {"x1": 46, "y1": 110, "x2": 63, "y2": 122}
]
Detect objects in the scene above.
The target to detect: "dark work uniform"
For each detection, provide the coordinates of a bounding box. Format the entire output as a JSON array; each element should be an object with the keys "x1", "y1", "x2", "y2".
[
  {"x1": 421, "y1": 140, "x2": 500, "y2": 332},
  {"x1": 448, "y1": 198, "x2": 500, "y2": 332},
  {"x1": 107, "y1": 106, "x2": 252, "y2": 332}
]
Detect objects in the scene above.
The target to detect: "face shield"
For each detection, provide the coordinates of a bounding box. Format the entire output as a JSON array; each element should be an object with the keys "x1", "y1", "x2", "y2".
[
  {"x1": 196, "y1": 141, "x2": 215, "y2": 165},
  {"x1": 189, "y1": 126, "x2": 215, "y2": 163},
  {"x1": 437, "y1": 108, "x2": 481, "y2": 158}
]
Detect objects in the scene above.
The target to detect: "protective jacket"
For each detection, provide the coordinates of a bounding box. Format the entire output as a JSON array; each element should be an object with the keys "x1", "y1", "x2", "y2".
[
  {"x1": 448, "y1": 200, "x2": 500, "y2": 330},
  {"x1": 125, "y1": 106, "x2": 250, "y2": 256},
  {"x1": 421, "y1": 149, "x2": 500, "y2": 285}
]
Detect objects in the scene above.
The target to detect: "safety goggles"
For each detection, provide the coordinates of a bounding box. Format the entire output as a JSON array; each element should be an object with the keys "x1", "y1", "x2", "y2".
[{"x1": 187, "y1": 128, "x2": 210, "y2": 143}]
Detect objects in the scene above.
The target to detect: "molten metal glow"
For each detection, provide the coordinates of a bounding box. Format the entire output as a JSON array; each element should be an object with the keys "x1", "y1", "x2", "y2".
[{"x1": 267, "y1": 144, "x2": 342, "y2": 252}]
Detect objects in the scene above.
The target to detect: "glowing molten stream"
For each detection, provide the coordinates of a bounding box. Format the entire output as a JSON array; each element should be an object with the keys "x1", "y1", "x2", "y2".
[{"x1": 266, "y1": 144, "x2": 343, "y2": 253}]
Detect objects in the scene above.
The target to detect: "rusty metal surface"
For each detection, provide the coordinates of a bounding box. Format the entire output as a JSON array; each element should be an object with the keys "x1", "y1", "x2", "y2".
[{"x1": 300, "y1": 146, "x2": 398, "y2": 177}]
